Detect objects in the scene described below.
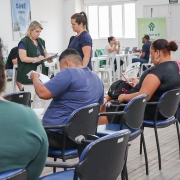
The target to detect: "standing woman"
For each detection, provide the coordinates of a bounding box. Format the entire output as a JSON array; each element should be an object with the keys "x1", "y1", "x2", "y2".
[
  {"x1": 68, "y1": 12, "x2": 92, "y2": 70},
  {"x1": 17, "y1": 21, "x2": 49, "y2": 108}
]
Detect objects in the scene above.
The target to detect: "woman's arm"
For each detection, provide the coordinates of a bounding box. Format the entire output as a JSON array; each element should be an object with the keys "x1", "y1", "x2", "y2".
[
  {"x1": 19, "y1": 49, "x2": 44, "y2": 63},
  {"x1": 118, "y1": 74, "x2": 161, "y2": 102},
  {"x1": 82, "y1": 46, "x2": 91, "y2": 67}
]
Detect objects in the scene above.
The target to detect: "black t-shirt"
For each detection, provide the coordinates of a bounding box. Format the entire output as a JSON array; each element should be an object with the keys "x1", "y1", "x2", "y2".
[
  {"x1": 131, "y1": 61, "x2": 180, "y2": 120},
  {"x1": 5, "y1": 47, "x2": 18, "y2": 69}
]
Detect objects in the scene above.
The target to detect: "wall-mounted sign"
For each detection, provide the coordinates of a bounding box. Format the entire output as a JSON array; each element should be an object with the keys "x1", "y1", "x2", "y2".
[
  {"x1": 11, "y1": 0, "x2": 31, "y2": 41},
  {"x1": 137, "y1": 18, "x2": 166, "y2": 49},
  {"x1": 169, "y1": 0, "x2": 178, "y2": 4}
]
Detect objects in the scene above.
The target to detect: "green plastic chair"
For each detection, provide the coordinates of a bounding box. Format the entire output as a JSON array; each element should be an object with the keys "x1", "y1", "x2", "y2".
[{"x1": 94, "y1": 49, "x2": 106, "y2": 68}]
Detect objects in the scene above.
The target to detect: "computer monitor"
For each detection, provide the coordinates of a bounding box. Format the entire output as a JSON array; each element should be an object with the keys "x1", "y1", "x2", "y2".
[
  {"x1": 124, "y1": 47, "x2": 130, "y2": 54},
  {"x1": 132, "y1": 47, "x2": 137, "y2": 53}
]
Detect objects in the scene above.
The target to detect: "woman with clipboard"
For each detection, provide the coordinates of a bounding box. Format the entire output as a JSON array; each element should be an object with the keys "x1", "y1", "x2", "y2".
[{"x1": 17, "y1": 21, "x2": 52, "y2": 108}]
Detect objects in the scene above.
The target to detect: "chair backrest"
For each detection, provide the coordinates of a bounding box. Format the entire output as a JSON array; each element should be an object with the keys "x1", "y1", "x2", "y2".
[
  {"x1": 123, "y1": 94, "x2": 148, "y2": 129},
  {"x1": 3, "y1": 92, "x2": 31, "y2": 107},
  {"x1": 158, "y1": 89, "x2": 180, "y2": 118},
  {"x1": 105, "y1": 52, "x2": 116, "y2": 69},
  {"x1": 122, "y1": 67, "x2": 139, "y2": 80},
  {"x1": 125, "y1": 62, "x2": 140, "y2": 72},
  {"x1": 0, "y1": 169, "x2": 27, "y2": 180},
  {"x1": 95, "y1": 49, "x2": 103, "y2": 57},
  {"x1": 65, "y1": 103, "x2": 100, "y2": 141},
  {"x1": 76, "y1": 130, "x2": 130, "y2": 180}
]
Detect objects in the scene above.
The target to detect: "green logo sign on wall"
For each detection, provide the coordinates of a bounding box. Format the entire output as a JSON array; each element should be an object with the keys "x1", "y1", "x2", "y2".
[
  {"x1": 148, "y1": 22, "x2": 155, "y2": 31},
  {"x1": 169, "y1": 0, "x2": 178, "y2": 4},
  {"x1": 137, "y1": 18, "x2": 166, "y2": 49}
]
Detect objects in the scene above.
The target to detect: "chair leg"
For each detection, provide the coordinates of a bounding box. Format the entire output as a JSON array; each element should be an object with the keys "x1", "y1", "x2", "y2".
[
  {"x1": 154, "y1": 127, "x2": 161, "y2": 170},
  {"x1": 125, "y1": 165, "x2": 128, "y2": 180},
  {"x1": 175, "y1": 121, "x2": 180, "y2": 158},
  {"x1": 53, "y1": 158, "x2": 57, "y2": 173},
  {"x1": 140, "y1": 133, "x2": 143, "y2": 155},
  {"x1": 141, "y1": 132, "x2": 149, "y2": 175},
  {"x1": 121, "y1": 163, "x2": 128, "y2": 180},
  {"x1": 121, "y1": 143, "x2": 129, "y2": 180}
]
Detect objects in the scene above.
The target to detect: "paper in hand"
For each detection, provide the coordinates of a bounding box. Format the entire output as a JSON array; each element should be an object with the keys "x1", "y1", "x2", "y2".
[
  {"x1": 27, "y1": 71, "x2": 50, "y2": 84},
  {"x1": 39, "y1": 73, "x2": 50, "y2": 83}
]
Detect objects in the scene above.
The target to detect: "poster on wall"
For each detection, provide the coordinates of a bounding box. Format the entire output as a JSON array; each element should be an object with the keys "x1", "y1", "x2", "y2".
[
  {"x1": 137, "y1": 18, "x2": 166, "y2": 49},
  {"x1": 11, "y1": 0, "x2": 31, "y2": 41}
]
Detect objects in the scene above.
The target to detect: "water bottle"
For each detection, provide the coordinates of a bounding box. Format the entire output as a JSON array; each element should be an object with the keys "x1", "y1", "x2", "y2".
[{"x1": 122, "y1": 47, "x2": 125, "y2": 54}]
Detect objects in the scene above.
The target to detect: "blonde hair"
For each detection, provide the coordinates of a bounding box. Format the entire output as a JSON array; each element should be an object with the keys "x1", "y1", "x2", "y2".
[{"x1": 26, "y1": 21, "x2": 43, "y2": 36}]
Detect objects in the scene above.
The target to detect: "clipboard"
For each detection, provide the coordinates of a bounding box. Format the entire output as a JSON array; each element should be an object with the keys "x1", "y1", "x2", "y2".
[
  {"x1": 33, "y1": 53, "x2": 58, "y2": 64},
  {"x1": 121, "y1": 73, "x2": 134, "y2": 87}
]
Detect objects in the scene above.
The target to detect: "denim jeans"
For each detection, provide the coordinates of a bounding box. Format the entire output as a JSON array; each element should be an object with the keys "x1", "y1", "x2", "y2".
[{"x1": 132, "y1": 58, "x2": 149, "y2": 64}]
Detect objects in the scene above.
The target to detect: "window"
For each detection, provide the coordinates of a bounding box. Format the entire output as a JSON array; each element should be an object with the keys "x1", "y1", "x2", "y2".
[
  {"x1": 87, "y1": 3, "x2": 135, "y2": 39},
  {"x1": 99, "y1": 6, "x2": 109, "y2": 38},
  {"x1": 88, "y1": 6, "x2": 98, "y2": 39},
  {"x1": 124, "y1": 3, "x2": 135, "y2": 38},
  {"x1": 112, "y1": 5, "x2": 123, "y2": 38}
]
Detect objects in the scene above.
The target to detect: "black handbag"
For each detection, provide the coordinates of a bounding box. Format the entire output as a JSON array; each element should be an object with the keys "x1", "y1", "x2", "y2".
[{"x1": 108, "y1": 80, "x2": 132, "y2": 100}]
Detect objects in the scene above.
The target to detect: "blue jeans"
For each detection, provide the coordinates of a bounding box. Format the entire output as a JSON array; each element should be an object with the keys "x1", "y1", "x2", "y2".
[{"x1": 132, "y1": 58, "x2": 149, "y2": 64}]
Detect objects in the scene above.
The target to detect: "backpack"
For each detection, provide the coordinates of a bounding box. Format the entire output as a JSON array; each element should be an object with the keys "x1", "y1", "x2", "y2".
[{"x1": 108, "y1": 80, "x2": 132, "y2": 100}]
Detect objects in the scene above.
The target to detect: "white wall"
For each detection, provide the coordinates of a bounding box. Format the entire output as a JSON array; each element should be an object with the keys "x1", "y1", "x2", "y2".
[
  {"x1": 63, "y1": 0, "x2": 85, "y2": 49},
  {"x1": 0, "y1": 0, "x2": 64, "y2": 55},
  {"x1": 63, "y1": 0, "x2": 76, "y2": 49}
]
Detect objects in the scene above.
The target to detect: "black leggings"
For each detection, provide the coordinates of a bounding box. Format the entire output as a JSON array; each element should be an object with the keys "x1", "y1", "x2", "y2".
[
  {"x1": 46, "y1": 130, "x2": 77, "y2": 150},
  {"x1": 114, "y1": 58, "x2": 124, "y2": 71}
]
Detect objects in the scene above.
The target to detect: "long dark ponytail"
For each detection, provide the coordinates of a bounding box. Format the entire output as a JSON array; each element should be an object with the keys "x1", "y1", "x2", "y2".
[{"x1": 71, "y1": 11, "x2": 89, "y2": 32}]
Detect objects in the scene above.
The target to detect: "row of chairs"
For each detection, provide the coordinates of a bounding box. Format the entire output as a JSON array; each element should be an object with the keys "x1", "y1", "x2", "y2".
[{"x1": 1, "y1": 89, "x2": 180, "y2": 179}]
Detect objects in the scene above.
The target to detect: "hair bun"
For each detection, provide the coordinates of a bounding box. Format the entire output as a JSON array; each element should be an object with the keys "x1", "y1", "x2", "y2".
[{"x1": 168, "y1": 41, "x2": 178, "y2": 52}]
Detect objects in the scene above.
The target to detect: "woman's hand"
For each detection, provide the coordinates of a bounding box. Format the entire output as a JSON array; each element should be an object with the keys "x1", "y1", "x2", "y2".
[
  {"x1": 12, "y1": 58, "x2": 17, "y2": 65},
  {"x1": 35, "y1": 55, "x2": 45, "y2": 62},
  {"x1": 118, "y1": 94, "x2": 126, "y2": 102},
  {"x1": 130, "y1": 78, "x2": 139, "y2": 87},
  {"x1": 117, "y1": 41, "x2": 120, "y2": 47}
]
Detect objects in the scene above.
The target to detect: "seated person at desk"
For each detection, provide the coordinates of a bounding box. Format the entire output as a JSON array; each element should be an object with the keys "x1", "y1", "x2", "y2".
[
  {"x1": 5, "y1": 46, "x2": 23, "y2": 91},
  {"x1": 100, "y1": 39, "x2": 180, "y2": 124},
  {"x1": 30, "y1": 49, "x2": 104, "y2": 150},
  {"x1": 0, "y1": 46, "x2": 48, "y2": 179},
  {"x1": 132, "y1": 35, "x2": 151, "y2": 66},
  {"x1": 104, "y1": 36, "x2": 123, "y2": 71}
]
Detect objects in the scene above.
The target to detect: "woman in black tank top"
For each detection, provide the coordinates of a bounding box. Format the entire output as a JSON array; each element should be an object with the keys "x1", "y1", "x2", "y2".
[{"x1": 118, "y1": 39, "x2": 179, "y2": 119}]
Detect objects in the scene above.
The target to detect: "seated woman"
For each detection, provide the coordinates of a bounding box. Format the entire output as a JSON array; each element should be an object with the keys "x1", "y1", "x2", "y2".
[
  {"x1": 100, "y1": 39, "x2": 180, "y2": 124},
  {"x1": 104, "y1": 36, "x2": 123, "y2": 71}
]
